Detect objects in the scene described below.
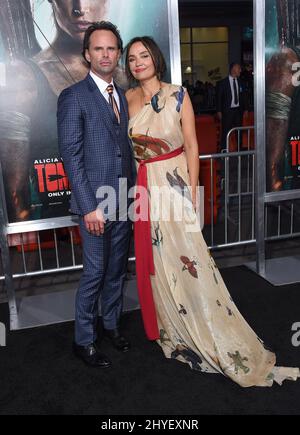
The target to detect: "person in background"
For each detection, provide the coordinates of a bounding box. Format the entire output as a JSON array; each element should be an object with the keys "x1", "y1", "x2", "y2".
[{"x1": 216, "y1": 62, "x2": 248, "y2": 150}]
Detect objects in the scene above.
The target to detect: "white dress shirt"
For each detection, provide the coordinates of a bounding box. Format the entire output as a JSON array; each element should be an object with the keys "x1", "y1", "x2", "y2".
[
  {"x1": 89, "y1": 71, "x2": 120, "y2": 111},
  {"x1": 229, "y1": 75, "x2": 240, "y2": 108}
]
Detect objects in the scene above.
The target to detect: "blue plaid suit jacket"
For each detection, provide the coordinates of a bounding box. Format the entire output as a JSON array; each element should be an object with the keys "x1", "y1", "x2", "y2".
[{"x1": 57, "y1": 74, "x2": 135, "y2": 216}]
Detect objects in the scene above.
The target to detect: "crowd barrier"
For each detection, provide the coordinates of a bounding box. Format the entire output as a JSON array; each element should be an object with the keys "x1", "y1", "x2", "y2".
[{"x1": 2, "y1": 125, "x2": 300, "y2": 329}]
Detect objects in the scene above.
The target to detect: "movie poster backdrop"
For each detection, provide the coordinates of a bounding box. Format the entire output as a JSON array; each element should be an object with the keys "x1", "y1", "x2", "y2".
[
  {"x1": 0, "y1": 0, "x2": 174, "y2": 223},
  {"x1": 266, "y1": 0, "x2": 300, "y2": 192}
]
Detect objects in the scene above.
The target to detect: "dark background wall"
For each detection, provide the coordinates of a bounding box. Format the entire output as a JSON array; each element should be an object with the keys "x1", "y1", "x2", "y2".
[{"x1": 178, "y1": 0, "x2": 253, "y2": 65}]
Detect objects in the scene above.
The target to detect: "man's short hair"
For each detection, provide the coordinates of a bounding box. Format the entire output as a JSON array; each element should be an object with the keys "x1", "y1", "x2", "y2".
[
  {"x1": 82, "y1": 21, "x2": 123, "y2": 62},
  {"x1": 229, "y1": 62, "x2": 240, "y2": 73}
]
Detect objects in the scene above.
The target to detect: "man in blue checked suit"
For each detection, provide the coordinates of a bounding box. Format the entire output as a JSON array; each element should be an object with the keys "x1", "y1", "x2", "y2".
[{"x1": 57, "y1": 22, "x2": 135, "y2": 368}]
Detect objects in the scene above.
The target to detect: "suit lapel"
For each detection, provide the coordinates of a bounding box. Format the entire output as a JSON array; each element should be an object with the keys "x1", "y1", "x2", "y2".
[
  {"x1": 85, "y1": 74, "x2": 118, "y2": 138},
  {"x1": 226, "y1": 77, "x2": 232, "y2": 103},
  {"x1": 115, "y1": 84, "x2": 128, "y2": 125}
]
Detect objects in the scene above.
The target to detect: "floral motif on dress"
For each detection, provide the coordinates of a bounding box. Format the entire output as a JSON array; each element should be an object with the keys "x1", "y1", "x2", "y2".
[
  {"x1": 171, "y1": 345, "x2": 203, "y2": 371},
  {"x1": 171, "y1": 86, "x2": 185, "y2": 112},
  {"x1": 227, "y1": 351, "x2": 250, "y2": 375},
  {"x1": 152, "y1": 223, "x2": 163, "y2": 248},
  {"x1": 166, "y1": 167, "x2": 192, "y2": 203},
  {"x1": 180, "y1": 256, "x2": 198, "y2": 279},
  {"x1": 130, "y1": 128, "x2": 171, "y2": 159}
]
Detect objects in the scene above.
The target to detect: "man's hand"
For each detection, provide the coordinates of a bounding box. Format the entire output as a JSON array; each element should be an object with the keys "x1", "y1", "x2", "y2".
[
  {"x1": 217, "y1": 111, "x2": 222, "y2": 121},
  {"x1": 84, "y1": 209, "x2": 106, "y2": 236}
]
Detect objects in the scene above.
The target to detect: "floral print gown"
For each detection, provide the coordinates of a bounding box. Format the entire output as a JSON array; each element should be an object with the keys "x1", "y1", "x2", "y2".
[{"x1": 129, "y1": 83, "x2": 299, "y2": 387}]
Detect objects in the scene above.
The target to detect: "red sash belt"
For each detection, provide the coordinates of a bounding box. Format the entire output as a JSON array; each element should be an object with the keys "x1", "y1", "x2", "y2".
[{"x1": 134, "y1": 146, "x2": 184, "y2": 340}]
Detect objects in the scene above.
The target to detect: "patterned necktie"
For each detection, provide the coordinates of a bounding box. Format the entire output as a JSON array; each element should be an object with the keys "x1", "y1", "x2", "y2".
[
  {"x1": 106, "y1": 84, "x2": 120, "y2": 124},
  {"x1": 233, "y1": 78, "x2": 239, "y2": 105}
]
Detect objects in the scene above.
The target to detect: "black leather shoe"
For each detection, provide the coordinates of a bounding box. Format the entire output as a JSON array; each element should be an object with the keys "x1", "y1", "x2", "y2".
[
  {"x1": 104, "y1": 328, "x2": 131, "y2": 353},
  {"x1": 73, "y1": 342, "x2": 112, "y2": 368}
]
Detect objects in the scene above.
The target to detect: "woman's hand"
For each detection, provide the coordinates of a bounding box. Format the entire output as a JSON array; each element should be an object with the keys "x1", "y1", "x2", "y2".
[
  {"x1": 181, "y1": 91, "x2": 200, "y2": 211},
  {"x1": 84, "y1": 209, "x2": 106, "y2": 236},
  {"x1": 191, "y1": 187, "x2": 199, "y2": 212}
]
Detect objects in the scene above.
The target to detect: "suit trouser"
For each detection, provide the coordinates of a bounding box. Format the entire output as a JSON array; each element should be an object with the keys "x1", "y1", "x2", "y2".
[
  {"x1": 220, "y1": 108, "x2": 243, "y2": 150},
  {"x1": 75, "y1": 217, "x2": 132, "y2": 346}
]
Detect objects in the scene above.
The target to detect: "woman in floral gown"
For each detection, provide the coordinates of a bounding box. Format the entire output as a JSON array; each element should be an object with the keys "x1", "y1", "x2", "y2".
[{"x1": 125, "y1": 36, "x2": 299, "y2": 387}]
